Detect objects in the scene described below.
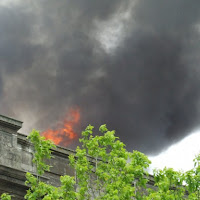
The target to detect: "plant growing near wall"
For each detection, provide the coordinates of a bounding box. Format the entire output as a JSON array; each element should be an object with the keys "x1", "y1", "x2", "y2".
[
  {"x1": 185, "y1": 154, "x2": 200, "y2": 199},
  {"x1": 27, "y1": 130, "x2": 56, "y2": 176},
  {"x1": 1, "y1": 125, "x2": 200, "y2": 199},
  {"x1": 146, "y1": 168, "x2": 186, "y2": 199},
  {"x1": 0, "y1": 194, "x2": 11, "y2": 200},
  {"x1": 69, "y1": 124, "x2": 151, "y2": 199},
  {"x1": 24, "y1": 125, "x2": 151, "y2": 200}
]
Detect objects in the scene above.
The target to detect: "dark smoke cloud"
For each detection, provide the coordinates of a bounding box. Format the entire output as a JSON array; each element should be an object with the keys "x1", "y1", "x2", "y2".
[{"x1": 1, "y1": 0, "x2": 200, "y2": 154}]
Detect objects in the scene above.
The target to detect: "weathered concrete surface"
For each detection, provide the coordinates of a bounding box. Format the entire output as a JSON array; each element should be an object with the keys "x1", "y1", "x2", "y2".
[
  {"x1": 0, "y1": 114, "x2": 75, "y2": 199},
  {"x1": 0, "y1": 114, "x2": 156, "y2": 199}
]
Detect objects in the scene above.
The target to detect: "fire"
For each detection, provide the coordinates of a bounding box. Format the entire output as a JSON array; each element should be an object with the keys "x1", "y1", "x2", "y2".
[{"x1": 42, "y1": 108, "x2": 80, "y2": 146}]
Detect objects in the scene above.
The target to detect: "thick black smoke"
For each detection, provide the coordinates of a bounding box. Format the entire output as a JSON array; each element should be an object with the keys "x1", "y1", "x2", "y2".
[{"x1": 1, "y1": 0, "x2": 200, "y2": 154}]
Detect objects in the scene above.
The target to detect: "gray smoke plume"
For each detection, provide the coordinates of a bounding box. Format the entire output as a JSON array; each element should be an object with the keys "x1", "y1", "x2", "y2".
[{"x1": 1, "y1": 0, "x2": 200, "y2": 154}]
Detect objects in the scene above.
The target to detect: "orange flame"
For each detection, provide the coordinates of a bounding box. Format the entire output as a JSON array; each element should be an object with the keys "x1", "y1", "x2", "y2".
[{"x1": 42, "y1": 108, "x2": 80, "y2": 146}]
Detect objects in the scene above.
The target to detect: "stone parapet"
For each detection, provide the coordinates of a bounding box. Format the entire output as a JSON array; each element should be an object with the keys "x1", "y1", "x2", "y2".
[
  {"x1": 0, "y1": 114, "x2": 156, "y2": 199},
  {"x1": 0, "y1": 114, "x2": 75, "y2": 199}
]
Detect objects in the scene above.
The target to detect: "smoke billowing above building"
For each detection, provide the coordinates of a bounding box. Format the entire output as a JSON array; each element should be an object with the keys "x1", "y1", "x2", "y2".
[{"x1": 1, "y1": 0, "x2": 200, "y2": 154}]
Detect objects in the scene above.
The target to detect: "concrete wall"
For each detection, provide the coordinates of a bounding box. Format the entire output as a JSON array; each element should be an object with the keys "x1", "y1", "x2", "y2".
[
  {"x1": 0, "y1": 114, "x2": 156, "y2": 200},
  {"x1": 0, "y1": 114, "x2": 75, "y2": 199}
]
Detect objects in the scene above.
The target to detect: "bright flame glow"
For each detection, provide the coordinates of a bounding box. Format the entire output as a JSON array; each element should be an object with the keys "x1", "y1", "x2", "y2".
[{"x1": 42, "y1": 108, "x2": 80, "y2": 146}]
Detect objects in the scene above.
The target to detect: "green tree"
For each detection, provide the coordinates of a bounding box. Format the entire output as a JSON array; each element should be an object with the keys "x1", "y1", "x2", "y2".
[
  {"x1": 146, "y1": 168, "x2": 185, "y2": 200},
  {"x1": 0, "y1": 194, "x2": 12, "y2": 200},
  {"x1": 3, "y1": 125, "x2": 151, "y2": 200},
  {"x1": 69, "y1": 124, "x2": 151, "y2": 199},
  {"x1": 185, "y1": 154, "x2": 200, "y2": 199},
  {"x1": 2, "y1": 125, "x2": 200, "y2": 199},
  {"x1": 25, "y1": 125, "x2": 151, "y2": 200}
]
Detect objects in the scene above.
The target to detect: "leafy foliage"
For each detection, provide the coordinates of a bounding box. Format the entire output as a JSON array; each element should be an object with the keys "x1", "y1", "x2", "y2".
[
  {"x1": 69, "y1": 124, "x2": 151, "y2": 199},
  {"x1": 147, "y1": 168, "x2": 185, "y2": 200},
  {"x1": 0, "y1": 194, "x2": 11, "y2": 200},
  {"x1": 27, "y1": 130, "x2": 56, "y2": 175},
  {"x1": 185, "y1": 154, "x2": 200, "y2": 199},
  {"x1": 1, "y1": 125, "x2": 200, "y2": 199}
]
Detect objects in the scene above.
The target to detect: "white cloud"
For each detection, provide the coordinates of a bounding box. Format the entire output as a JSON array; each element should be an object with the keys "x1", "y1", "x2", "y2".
[{"x1": 148, "y1": 129, "x2": 200, "y2": 174}]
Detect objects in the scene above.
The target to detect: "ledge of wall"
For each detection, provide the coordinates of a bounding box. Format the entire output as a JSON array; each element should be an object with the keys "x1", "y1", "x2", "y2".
[
  {"x1": 0, "y1": 114, "x2": 75, "y2": 199},
  {"x1": 0, "y1": 114, "x2": 156, "y2": 199}
]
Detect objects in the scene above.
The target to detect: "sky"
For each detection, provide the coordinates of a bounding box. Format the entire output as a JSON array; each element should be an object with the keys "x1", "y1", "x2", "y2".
[
  {"x1": 0, "y1": 0, "x2": 200, "y2": 171},
  {"x1": 149, "y1": 129, "x2": 200, "y2": 173}
]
